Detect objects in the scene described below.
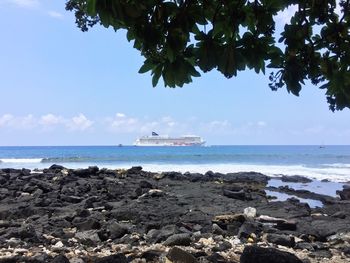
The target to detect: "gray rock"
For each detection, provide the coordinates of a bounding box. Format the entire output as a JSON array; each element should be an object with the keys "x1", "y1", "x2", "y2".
[
  {"x1": 295, "y1": 242, "x2": 315, "y2": 251},
  {"x1": 75, "y1": 230, "x2": 100, "y2": 246},
  {"x1": 309, "y1": 250, "x2": 332, "y2": 259},
  {"x1": 337, "y1": 188, "x2": 350, "y2": 200},
  {"x1": 240, "y1": 246, "x2": 303, "y2": 263},
  {"x1": 212, "y1": 223, "x2": 226, "y2": 236},
  {"x1": 164, "y1": 233, "x2": 191, "y2": 246},
  {"x1": 108, "y1": 222, "x2": 129, "y2": 239},
  {"x1": 73, "y1": 218, "x2": 101, "y2": 231},
  {"x1": 212, "y1": 240, "x2": 232, "y2": 252},
  {"x1": 223, "y1": 189, "x2": 250, "y2": 200},
  {"x1": 166, "y1": 247, "x2": 197, "y2": 263},
  {"x1": 238, "y1": 221, "x2": 261, "y2": 239}
]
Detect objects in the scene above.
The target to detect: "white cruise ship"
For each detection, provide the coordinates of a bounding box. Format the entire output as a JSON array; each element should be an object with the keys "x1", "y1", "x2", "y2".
[{"x1": 134, "y1": 132, "x2": 205, "y2": 146}]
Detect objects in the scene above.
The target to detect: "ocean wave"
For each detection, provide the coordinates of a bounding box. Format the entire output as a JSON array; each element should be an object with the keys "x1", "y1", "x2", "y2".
[
  {"x1": 41, "y1": 157, "x2": 94, "y2": 163},
  {"x1": 321, "y1": 163, "x2": 350, "y2": 168},
  {"x1": 0, "y1": 158, "x2": 43, "y2": 163}
]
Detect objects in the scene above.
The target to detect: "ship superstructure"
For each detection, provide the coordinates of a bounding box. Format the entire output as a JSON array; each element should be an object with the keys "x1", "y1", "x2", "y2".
[{"x1": 134, "y1": 132, "x2": 205, "y2": 146}]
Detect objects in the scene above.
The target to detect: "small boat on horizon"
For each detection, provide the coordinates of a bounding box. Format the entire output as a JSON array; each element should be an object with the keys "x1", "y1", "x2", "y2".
[{"x1": 134, "y1": 132, "x2": 205, "y2": 146}]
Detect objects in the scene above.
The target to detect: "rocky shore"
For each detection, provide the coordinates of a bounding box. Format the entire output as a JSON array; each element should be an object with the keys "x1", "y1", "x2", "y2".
[{"x1": 0, "y1": 165, "x2": 350, "y2": 262}]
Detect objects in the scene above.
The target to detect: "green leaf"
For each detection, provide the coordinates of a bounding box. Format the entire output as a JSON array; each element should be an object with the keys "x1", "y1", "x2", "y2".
[
  {"x1": 138, "y1": 60, "x2": 155, "y2": 74},
  {"x1": 87, "y1": 0, "x2": 97, "y2": 16},
  {"x1": 152, "y1": 65, "x2": 162, "y2": 87}
]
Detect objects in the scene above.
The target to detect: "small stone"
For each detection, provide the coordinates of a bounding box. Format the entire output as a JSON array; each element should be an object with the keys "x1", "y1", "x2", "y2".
[
  {"x1": 52, "y1": 241, "x2": 64, "y2": 248},
  {"x1": 244, "y1": 207, "x2": 257, "y2": 218},
  {"x1": 247, "y1": 237, "x2": 255, "y2": 243}
]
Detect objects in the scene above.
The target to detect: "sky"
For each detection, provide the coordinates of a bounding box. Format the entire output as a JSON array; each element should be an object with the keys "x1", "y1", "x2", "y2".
[{"x1": 0, "y1": 0, "x2": 349, "y2": 146}]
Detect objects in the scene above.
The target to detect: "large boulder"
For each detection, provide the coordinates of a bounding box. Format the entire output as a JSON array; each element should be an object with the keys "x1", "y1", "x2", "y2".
[{"x1": 240, "y1": 246, "x2": 303, "y2": 263}]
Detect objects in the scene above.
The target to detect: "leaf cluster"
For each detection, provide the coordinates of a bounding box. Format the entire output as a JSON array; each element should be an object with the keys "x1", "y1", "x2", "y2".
[{"x1": 66, "y1": 0, "x2": 350, "y2": 110}]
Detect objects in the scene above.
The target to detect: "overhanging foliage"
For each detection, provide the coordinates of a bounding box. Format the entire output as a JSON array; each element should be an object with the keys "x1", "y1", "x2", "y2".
[{"x1": 66, "y1": 0, "x2": 350, "y2": 110}]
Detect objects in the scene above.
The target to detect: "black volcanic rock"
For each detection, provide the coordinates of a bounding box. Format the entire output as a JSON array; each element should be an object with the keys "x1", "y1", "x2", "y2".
[
  {"x1": 240, "y1": 246, "x2": 303, "y2": 263},
  {"x1": 281, "y1": 175, "x2": 312, "y2": 183}
]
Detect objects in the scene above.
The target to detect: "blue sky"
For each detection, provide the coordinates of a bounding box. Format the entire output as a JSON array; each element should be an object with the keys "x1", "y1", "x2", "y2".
[{"x1": 0, "y1": 0, "x2": 349, "y2": 146}]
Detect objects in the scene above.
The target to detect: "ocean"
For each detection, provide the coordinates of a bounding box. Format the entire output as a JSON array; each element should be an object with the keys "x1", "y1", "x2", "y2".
[{"x1": 0, "y1": 145, "x2": 350, "y2": 182}]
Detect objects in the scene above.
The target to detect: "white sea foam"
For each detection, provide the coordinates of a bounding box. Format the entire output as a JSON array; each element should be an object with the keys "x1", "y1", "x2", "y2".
[{"x1": 0, "y1": 158, "x2": 43, "y2": 163}]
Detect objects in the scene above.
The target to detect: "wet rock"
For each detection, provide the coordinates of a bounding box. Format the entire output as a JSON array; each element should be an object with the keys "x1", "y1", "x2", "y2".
[
  {"x1": 240, "y1": 246, "x2": 303, "y2": 263},
  {"x1": 166, "y1": 247, "x2": 197, "y2": 263},
  {"x1": 337, "y1": 188, "x2": 350, "y2": 200},
  {"x1": 164, "y1": 233, "x2": 191, "y2": 246},
  {"x1": 47, "y1": 164, "x2": 66, "y2": 172},
  {"x1": 281, "y1": 175, "x2": 312, "y2": 183},
  {"x1": 266, "y1": 233, "x2": 295, "y2": 248}
]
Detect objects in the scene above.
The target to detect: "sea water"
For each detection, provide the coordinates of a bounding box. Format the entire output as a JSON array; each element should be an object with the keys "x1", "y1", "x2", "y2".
[{"x1": 0, "y1": 145, "x2": 350, "y2": 182}]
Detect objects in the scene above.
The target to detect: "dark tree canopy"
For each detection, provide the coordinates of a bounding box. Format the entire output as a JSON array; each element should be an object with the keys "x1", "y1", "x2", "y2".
[{"x1": 66, "y1": 0, "x2": 350, "y2": 111}]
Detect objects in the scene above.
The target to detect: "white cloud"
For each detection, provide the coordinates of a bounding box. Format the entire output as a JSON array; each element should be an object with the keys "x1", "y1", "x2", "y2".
[
  {"x1": 5, "y1": 114, "x2": 37, "y2": 129},
  {"x1": 257, "y1": 121, "x2": 267, "y2": 127},
  {"x1": 8, "y1": 0, "x2": 39, "y2": 8},
  {"x1": 48, "y1": 11, "x2": 63, "y2": 19},
  {"x1": 107, "y1": 113, "x2": 139, "y2": 132},
  {"x1": 66, "y1": 114, "x2": 93, "y2": 131},
  {"x1": 116, "y1": 113, "x2": 126, "y2": 118},
  {"x1": 39, "y1": 114, "x2": 64, "y2": 126},
  {"x1": 0, "y1": 114, "x2": 14, "y2": 127}
]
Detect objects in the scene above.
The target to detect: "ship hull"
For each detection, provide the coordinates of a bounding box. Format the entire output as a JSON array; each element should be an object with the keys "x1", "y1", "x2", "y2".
[{"x1": 134, "y1": 135, "x2": 205, "y2": 146}]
